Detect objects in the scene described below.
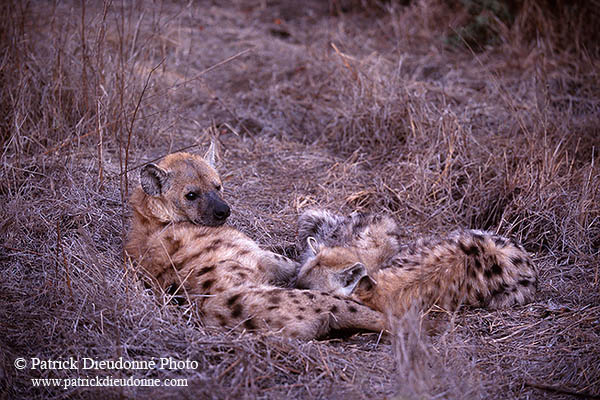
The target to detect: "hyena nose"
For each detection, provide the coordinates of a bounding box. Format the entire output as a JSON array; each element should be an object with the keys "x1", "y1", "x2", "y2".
[{"x1": 214, "y1": 202, "x2": 230, "y2": 221}]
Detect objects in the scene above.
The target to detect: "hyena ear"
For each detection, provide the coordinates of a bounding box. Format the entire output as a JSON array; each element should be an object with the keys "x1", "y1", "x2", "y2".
[
  {"x1": 337, "y1": 262, "x2": 369, "y2": 296},
  {"x1": 204, "y1": 141, "x2": 217, "y2": 168},
  {"x1": 356, "y1": 274, "x2": 377, "y2": 295},
  {"x1": 306, "y1": 236, "x2": 321, "y2": 256},
  {"x1": 140, "y1": 163, "x2": 170, "y2": 196}
]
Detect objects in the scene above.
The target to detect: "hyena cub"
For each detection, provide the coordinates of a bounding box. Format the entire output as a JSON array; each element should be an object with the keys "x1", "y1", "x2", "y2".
[
  {"x1": 295, "y1": 210, "x2": 538, "y2": 317},
  {"x1": 125, "y1": 150, "x2": 386, "y2": 339}
]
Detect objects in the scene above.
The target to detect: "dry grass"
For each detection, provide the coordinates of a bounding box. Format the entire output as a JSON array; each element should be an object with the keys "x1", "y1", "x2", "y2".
[{"x1": 1, "y1": 0, "x2": 599, "y2": 399}]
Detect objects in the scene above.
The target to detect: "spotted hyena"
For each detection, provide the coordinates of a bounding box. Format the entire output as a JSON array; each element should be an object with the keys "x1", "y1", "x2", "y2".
[
  {"x1": 125, "y1": 150, "x2": 385, "y2": 339},
  {"x1": 295, "y1": 209, "x2": 538, "y2": 317}
]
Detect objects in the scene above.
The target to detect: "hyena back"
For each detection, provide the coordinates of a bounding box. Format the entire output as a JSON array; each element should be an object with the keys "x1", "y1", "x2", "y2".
[{"x1": 125, "y1": 152, "x2": 386, "y2": 338}]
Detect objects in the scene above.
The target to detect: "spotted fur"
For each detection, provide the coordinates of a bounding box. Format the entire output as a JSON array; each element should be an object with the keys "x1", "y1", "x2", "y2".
[
  {"x1": 126, "y1": 153, "x2": 385, "y2": 339},
  {"x1": 297, "y1": 209, "x2": 401, "y2": 265},
  {"x1": 296, "y1": 210, "x2": 538, "y2": 317}
]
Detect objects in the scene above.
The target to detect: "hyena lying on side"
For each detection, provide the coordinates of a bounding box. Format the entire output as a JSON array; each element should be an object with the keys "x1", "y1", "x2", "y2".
[
  {"x1": 125, "y1": 150, "x2": 385, "y2": 339},
  {"x1": 295, "y1": 210, "x2": 538, "y2": 317}
]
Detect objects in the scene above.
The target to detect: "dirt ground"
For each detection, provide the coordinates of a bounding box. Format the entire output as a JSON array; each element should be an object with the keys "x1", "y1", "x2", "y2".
[{"x1": 1, "y1": 1, "x2": 599, "y2": 399}]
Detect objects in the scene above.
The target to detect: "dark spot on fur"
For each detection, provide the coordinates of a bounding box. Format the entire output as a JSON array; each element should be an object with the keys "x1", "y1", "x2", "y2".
[
  {"x1": 348, "y1": 305, "x2": 358, "y2": 313},
  {"x1": 167, "y1": 238, "x2": 183, "y2": 253},
  {"x1": 243, "y1": 318, "x2": 257, "y2": 330},
  {"x1": 227, "y1": 293, "x2": 241, "y2": 307},
  {"x1": 197, "y1": 265, "x2": 216, "y2": 276},
  {"x1": 215, "y1": 314, "x2": 227, "y2": 326},
  {"x1": 459, "y1": 241, "x2": 480, "y2": 256},
  {"x1": 203, "y1": 245, "x2": 217, "y2": 253},
  {"x1": 474, "y1": 258, "x2": 482, "y2": 270},
  {"x1": 315, "y1": 308, "x2": 322, "y2": 313},
  {"x1": 491, "y1": 285, "x2": 506, "y2": 297},
  {"x1": 299, "y1": 306, "x2": 306, "y2": 312},
  {"x1": 270, "y1": 296, "x2": 282, "y2": 304},
  {"x1": 320, "y1": 292, "x2": 330, "y2": 297},
  {"x1": 193, "y1": 231, "x2": 207, "y2": 240},
  {"x1": 330, "y1": 305, "x2": 339, "y2": 313},
  {"x1": 238, "y1": 249, "x2": 250, "y2": 257},
  {"x1": 511, "y1": 256, "x2": 523, "y2": 266},
  {"x1": 214, "y1": 286, "x2": 225, "y2": 293},
  {"x1": 518, "y1": 279, "x2": 531, "y2": 287},
  {"x1": 491, "y1": 263, "x2": 503, "y2": 275},
  {"x1": 292, "y1": 299, "x2": 300, "y2": 305},
  {"x1": 267, "y1": 305, "x2": 279, "y2": 311},
  {"x1": 302, "y1": 291, "x2": 316, "y2": 300},
  {"x1": 296, "y1": 315, "x2": 304, "y2": 320},
  {"x1": 237, "y1": 272, "x2": 247, "y2": 279},
  {"x1": 333, "y1": 295, "x2": 342, "y2": 300},
  {"x1": 173, "y1": 262, "x2": 185, "y2": 271},
  {"x1": 265, "y1": 318, "x2": 271, "y2": 324},
  {"x1": 475, "y1": 292, "x2": 485, "y2": 304},
  {"x1": 202, "y1": 279, "x2": 215, "y2": 291},
  {"x1": 211, "y1": 239, "x2": 223, "y2": 247},
  {"x1": 231, "y1": 303, "x2": 243, "y2": 318},
  {"x1": 288, "y1": 292, "x2": 297, "y2": 298},
  {"x1": 467, "y1": 264, "x2": 477, "y2": 278}
]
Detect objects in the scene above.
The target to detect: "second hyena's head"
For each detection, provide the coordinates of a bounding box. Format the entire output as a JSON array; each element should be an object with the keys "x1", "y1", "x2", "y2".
[
  {"x1": 139, "y1": 146, "x2": 230, "y2": 227},
  {"x1": 297, "y1": 209, "x2": 401, "y2": 264},
  {"x1": 295, "y1": 244, "x2": 376, "y2": 302}
]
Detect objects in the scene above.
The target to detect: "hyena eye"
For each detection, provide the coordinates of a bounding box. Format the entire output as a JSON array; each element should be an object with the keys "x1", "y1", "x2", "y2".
[
  {"x1": 214, "y1": 184, "x2": 222, "y2": 191},
  {"x1": 185, "y1": 192, "x2": 198, "y2": 201}
]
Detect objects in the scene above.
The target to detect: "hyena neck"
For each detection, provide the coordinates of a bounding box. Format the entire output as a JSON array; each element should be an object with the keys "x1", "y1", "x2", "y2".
[
  {"x1": 352, "y1": 284, "x2": 380, "y2": 312},
  {"x1": 130, "y1": 189, "x2": 175, "y2": 233}
]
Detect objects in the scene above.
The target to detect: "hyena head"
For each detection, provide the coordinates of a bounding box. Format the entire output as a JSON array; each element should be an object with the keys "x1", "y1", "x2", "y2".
[
  {"x1": 295, "y1": 243, "x2": 376, "y2": 301},
  {"x1": 139, "y1": 146, "x2": 230, "y2": 226}
]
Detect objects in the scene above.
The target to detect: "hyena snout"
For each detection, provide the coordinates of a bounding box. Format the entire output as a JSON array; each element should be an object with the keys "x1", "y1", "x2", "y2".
[{"x1": 205, "y1": 191, "x2": 230, "y2": 225}]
